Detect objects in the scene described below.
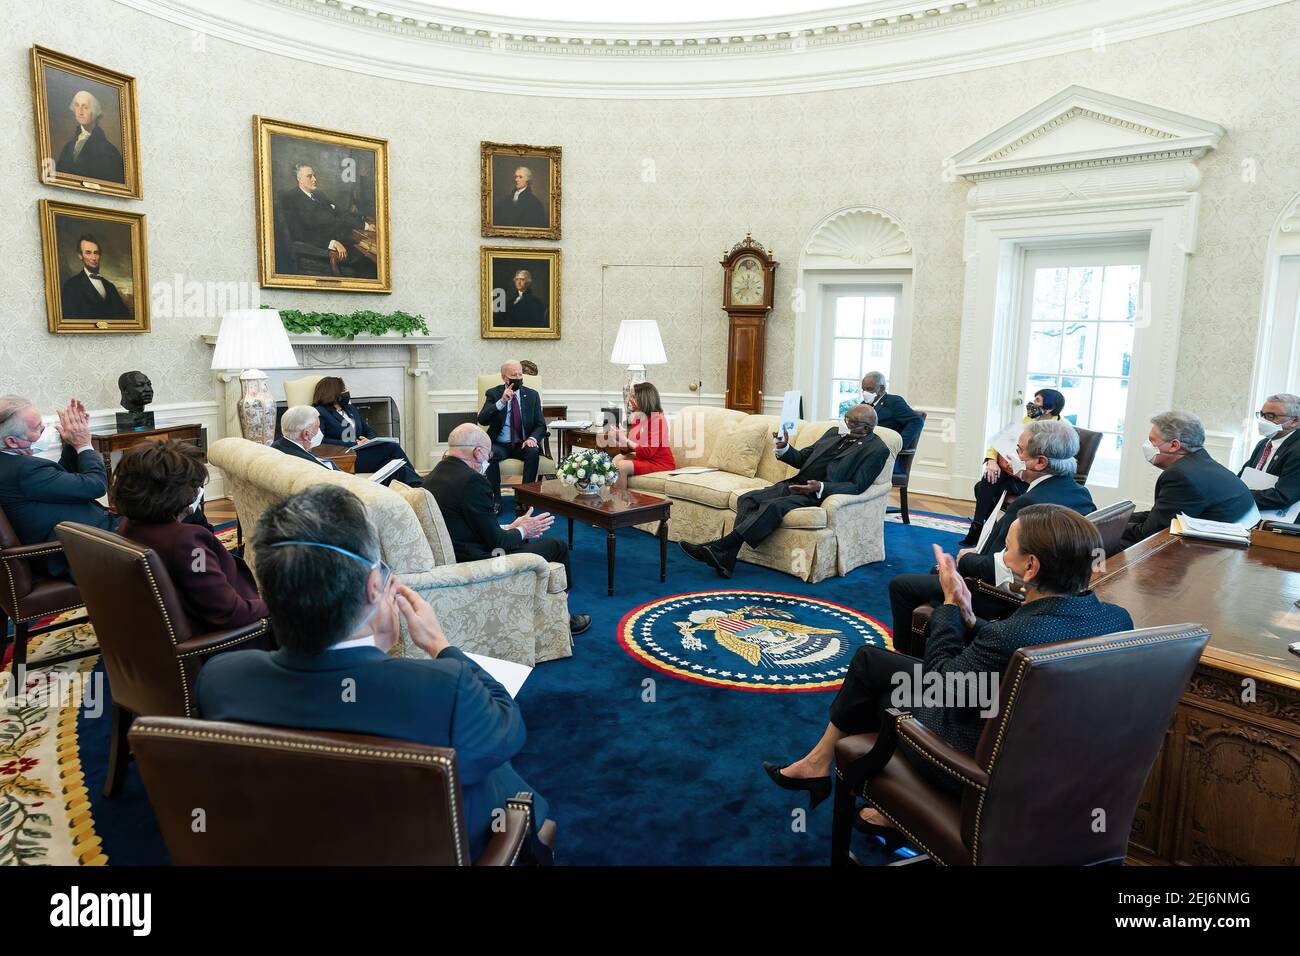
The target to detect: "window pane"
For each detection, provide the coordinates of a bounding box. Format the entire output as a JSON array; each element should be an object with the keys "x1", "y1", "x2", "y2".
[
  {"x1": 862, "y1": 338, "x2": 891, "y2": 374},
  {"x1": 1027, "y1": 323, "x2": 1062, "y2": 374},
  {"x1": 1090, "y1": 378, "x2": 1129, "y2": 436},
  {"x1": 1096, "y1": 324, "x2": 1134, "y2": 377},
  {"x1": 1032, "y1": 267, "x2": 1068, "y2": 323},
  {"x1": 864, "y1": 297, "x2": 895, "y2": 338},
  {"x1": 834, "y1": 297, "x2": 864, "y2": 337},
  {"x1": 832, "y1": 339, "x2": 862, "y2": 379},
  {"x1": 1057, "y1": 376, "x2": 1092, "y2": 427},
  {"x1": 832, "y1": 380, "x2": 861, "y2": 417},
  {"x1": 1101, "y1": 265, "x2": 1141, "y2": 322},
  {"x1": 1065, "y1": 266, "x2": 1103, "y2": 323},
  {"x1": 1060, "y1": 322, "x2": 1097, "y2": 376}
]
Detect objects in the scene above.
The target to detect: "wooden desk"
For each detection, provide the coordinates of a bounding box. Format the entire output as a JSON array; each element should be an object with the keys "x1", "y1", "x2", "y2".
[
  {"x1": 90, "y1": 423, "x2": 206, "y2": 483},
  {"x1": 1091, "y1": 531, "x2": 1300, "y2": 866}
]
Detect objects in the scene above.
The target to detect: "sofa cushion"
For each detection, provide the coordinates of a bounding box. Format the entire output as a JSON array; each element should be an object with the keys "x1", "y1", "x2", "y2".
[
  {"x1": 626, "y1": 472, "x2": 671, "y2": 496},
  {"x1": 708, "y1": 417, "x2": 770, "y2": 478},
  {"x1": 663, "y1": 471, "x2": 767, "y2": 509}
]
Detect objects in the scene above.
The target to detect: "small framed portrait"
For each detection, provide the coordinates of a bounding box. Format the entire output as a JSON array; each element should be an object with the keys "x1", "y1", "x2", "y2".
[
  {"x1": 39, "y1": 199, "x2": 149, "y2": 334},
  {"x1": 481, "y1": 247, "x2": 561, "y2": 340},
  {"x1": 30, "y1": 45, "x2": 142, "y2": 200},
  {"x1": 481, "y1": 142, "x2": 561, "y2": 240},
  {"x1": 254, "y1": 116, "x2": 391, "y2": 292}
]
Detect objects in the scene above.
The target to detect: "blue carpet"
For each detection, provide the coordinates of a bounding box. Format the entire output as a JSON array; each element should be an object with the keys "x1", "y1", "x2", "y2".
[{"x1": 76, "y1": 513, "x2": 959, "y2": 866}]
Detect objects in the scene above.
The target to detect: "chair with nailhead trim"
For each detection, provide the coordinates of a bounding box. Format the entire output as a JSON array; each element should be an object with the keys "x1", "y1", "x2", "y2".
[
  {"x1": 129, "y1": 716, "x2": 537, "y2": 865},
  {"x1": 55, "y1": 521, "x2": 270, "y2": 798},
  {"x1": 830, "y1": 625, "x2": 1209, "y2": 865}
]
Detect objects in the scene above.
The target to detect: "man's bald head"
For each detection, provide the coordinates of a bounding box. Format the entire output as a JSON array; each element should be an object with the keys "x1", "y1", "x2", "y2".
[
  {"x1": 844, "y1": 403, "x2": 877, "y2": 439},
  {"x1": 446, "y1": 423, "x2": 490, "y2": 467}
]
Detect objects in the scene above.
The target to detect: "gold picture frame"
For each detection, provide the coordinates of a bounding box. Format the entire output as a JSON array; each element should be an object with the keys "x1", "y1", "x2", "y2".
[
  {"x1": 253, "y1": 115, "x2": 392, "y2": 292},
  {"x1": 30, "y1": 45, "x2": 143, "y2": 200},
  {"x1": 39, "y1": 199, "x2": 149, "y2": 334},
  {"x1": 481, "y1": 142, "x2": 561, "y2": 240},
  {"x1": 481, "y1": 247, "x2": 561, "y2": 340}
]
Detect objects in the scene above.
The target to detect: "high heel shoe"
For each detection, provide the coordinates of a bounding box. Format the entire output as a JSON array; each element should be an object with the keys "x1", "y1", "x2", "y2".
[
  {"x1": 763, "y1": 761, "x2": 832, "y2": 809},
  {"x1": 854, "y1": 807, "x2": 906, "y2": 851}
]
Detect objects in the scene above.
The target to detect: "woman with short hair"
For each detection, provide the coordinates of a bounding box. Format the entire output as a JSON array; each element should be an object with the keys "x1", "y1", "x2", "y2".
[
  {"x1": 611, "y1": 381, "x2": 676, "y2": 485},
  {"x1": 312, "y1": 376, "x2": 422, "y2": 486}
]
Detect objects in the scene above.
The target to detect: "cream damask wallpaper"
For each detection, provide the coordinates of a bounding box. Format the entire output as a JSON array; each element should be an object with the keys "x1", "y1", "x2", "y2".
[{"x1": 3, "y1": 0, "x2": 1298, "y2": 437}]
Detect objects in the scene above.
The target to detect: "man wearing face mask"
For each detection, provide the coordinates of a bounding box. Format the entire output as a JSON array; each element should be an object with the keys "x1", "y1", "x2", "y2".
[
  {"x1": 477, "y1": 360, "x2": 548, "y2": 513},
  {"x1": 197, "y1": 484, "x2": 557, "y2": 863},
  {"x1": 422, "y1": 424, "x2": 591, "y2": 636},
  {"x1": 1238, "y1": 393, "x2": 1300, "y2": 518},
  {"x1": 1121, "y1": 411, "x2": 1258, "y2": 548},
  {"x1": 886, "y1": 420, "x2": 1095, "y2": 654},
  {"x1": 272, "y1": 405, "x2": 338, "y2": 470},
  {"x1": 860, "y1": 371, "x2": 923, "y2": 476},
  {"x1": 0, "y1": 395, "x2": 120, "y2": 577}
]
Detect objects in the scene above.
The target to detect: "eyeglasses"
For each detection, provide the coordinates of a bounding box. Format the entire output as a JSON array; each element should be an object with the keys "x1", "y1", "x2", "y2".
[
  {"x1": 1259, "y1": 411, "x2": 1294, "y2": 422},
  {"x1": 270, "y1": 540, "x2": 391, "y2": 589}
]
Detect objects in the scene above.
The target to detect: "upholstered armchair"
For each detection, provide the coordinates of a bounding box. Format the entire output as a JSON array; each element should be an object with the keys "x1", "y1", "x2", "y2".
[
  {"x1": 208, "y1": 437, "x2": 572, "y2": 665},
  {"x1": 475, "y1": 373, "x2": 558, "y2": 480}
]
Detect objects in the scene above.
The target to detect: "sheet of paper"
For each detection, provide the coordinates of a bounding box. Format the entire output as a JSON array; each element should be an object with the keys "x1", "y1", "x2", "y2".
[
  {"x1": 465, "y1": 652, "x2": 532, "y2": 698},
  {"x1": 1240, "y1": 466, "x2": 1279, "y2": 491},
  {"x1": 1261, "y1": 501, "x2": 1300, "y2": 523},
  {"x1": 1171, "y1": 513, "x2": 1253, "y2": 543},
  {"x1": 358, "y1": 436, "x2": 398, "y2": 446},
  {"x1": 986, "y1": 422, "x2": 1022, "y2": 462},
  {"x1": 667, "y1": 466, "x2": 719, "y2": 476},
  {"x1": 367, "y1": 458, "x2": 405, "y2": 483},
  {"x1": 549, "y1": 420, "x2": 593, "y2": 429},
  {"x1": 974, "y1": 491, "x2": 1006, "y2": 553},
  {"x1": 779, "y1": 391, "x2": 801, "y2": 442}
]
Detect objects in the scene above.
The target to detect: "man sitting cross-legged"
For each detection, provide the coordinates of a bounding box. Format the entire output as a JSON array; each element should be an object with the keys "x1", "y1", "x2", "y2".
[{"x1": 680, "y1": 403, "x2": 891, "y2": 578}]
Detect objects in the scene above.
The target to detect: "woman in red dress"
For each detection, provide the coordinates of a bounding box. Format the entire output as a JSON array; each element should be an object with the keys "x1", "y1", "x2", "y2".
[{"x1": 613, "y1": 382, "x2": 676, "y2": 485}]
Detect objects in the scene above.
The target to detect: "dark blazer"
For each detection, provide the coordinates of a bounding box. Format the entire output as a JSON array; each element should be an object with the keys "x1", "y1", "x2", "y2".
[
  {"x1": 60, "y1": 270, "x2": 130, "y2": 320},
  {"x1": 873, "y1": 392, "x2": 924, "y2": 452},
  {"x1": 118, "y1": 519, "x2": 267, "y2": 635},
  {"x1": 197, "y1": 642, "x2": 544, "y2": 861},
  {"x1": 0, "y1": 446, "x2": 118, "y2": 577},
  {"x1": 422, "y1": 457, "x2": 524, "y2": 563},
  {"x1": 958, "y1": 473, "x2": 1096, "y2": 583},
  {"x1": 279, "y1": 186, "x2": 364, "y2": 251},
  {"x1": 56, "y1": 124, "x2": 125, "y2": 183},
  {"x1": 1239, "y1": 432, "x2": 1300, "y2": 513},
  {"x1": 916, "y1": 594, "x2": 1134, "y2": 755},
  {"x1": 314, "y1": 403, "x2": 376, "y2": 447},
  {"x1": 478, "y1": 383, "x2": 547, "y2": 446},
  {"x1": 493, "y1": 185, "x2": 547, "y2": 228},
  {"x1": 1123, "y1": 448, "x2": 1258, "y2": 546},
  {"x1": 271, "y1": 436, "x2": 337, "y2": 470},
  {"x1": 776, "y1": 428, "x2": 891, "y2": 499},
  {"x1": 505, "y1": 289, "x2": 548, "y2": 328}
]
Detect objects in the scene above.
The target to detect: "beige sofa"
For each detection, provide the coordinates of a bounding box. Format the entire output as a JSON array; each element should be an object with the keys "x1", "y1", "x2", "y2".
[
  {"x1": 208, "y1": 437, "x2": 572, "y2": 666},
  {"x1": 625, "y1": 406, "x2": 900, "y2": 583}
]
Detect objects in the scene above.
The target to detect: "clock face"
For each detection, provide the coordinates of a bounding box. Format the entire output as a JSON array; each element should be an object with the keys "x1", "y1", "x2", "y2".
[{"x1": 730, "y1": 256, "x2": 765, "y2": 306}]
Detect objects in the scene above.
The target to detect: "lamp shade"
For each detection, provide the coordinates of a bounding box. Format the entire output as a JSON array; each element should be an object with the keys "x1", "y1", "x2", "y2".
[
  {"x1": 609, "y1": 320, "x2": 668, "y2": 366},
  {"x1": 210, "y1": 309, "x2": 299, "y2": 370}
]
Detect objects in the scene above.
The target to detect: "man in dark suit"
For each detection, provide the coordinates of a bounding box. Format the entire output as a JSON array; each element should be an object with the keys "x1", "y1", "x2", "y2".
[
  {"x1": 1122, "y1": 411, "x2": 1258, "y2": 547},
  {"x1": 55, "y1": 91, "x2": 125, "y2": 184},
  {"x1": 272, "y1": 406, "x2": 338, "y2": 470},
  {"x1": 423, "y1": 425, "x2": 590, "y2": 636},
  {"x1": 197, "y1": 483, "x2": 556, "y2": 862},
  {"x1": 478, "y1": 360, "x2": 548, "y2": 509},
  {"x1": 60, "y1": 235, "x2": 131, "y2": 320},
  {"x1": 492, "y1": 165, "x2": 547, "y2": 228},
  {"x1": 278, "y1": 163, "x2": 376, "y2": 278},
  {"x1": 861, "y1": 371, "x2": 923, "y2": 475},
  {"x1": 886, "y1": 420, "x2": 1095, "y2": 652},
  {"x1": 1239, "y1": 392, "x2": 1300, "y2": 517},
  {"x1": 681, "y1": 403, "x2": 891, "y2": 578},
  {"x1": 0, "y1": 396, "x2": 119, "y2": 578},
  {"x1": 504, "y1": 271, "x2": 548, "y2": 328}
]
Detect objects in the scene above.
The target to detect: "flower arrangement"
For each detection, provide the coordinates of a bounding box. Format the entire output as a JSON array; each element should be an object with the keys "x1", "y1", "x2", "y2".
[{"x1": 557, "y1": 448, "x2": 619, "y2": 495}]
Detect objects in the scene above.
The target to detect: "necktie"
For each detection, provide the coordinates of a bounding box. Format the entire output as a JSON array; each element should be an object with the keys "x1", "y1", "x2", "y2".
[
  {"x1": 1256, "y1": 440, "x2": 1275, "y2": 470},
  {"x1": 509, "y1": 392, "x2": 523, "y2": 444}
]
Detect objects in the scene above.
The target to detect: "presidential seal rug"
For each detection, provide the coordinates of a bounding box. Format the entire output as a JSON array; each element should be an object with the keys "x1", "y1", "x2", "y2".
[
  {"x1": 618, "y1": 590, "x2": 891, "y2": 692},
  {"x1": 885, "y1": 509, "x2": 971, "y2": 535}
]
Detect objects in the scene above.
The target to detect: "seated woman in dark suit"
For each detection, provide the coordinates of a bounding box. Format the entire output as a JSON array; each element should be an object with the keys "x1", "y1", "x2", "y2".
[
  {"x1": 960, "y1": 387, "x2": 1065, "y2": 546},
  {"x1": 312, "y1": 375, "x2": 422, "y2": 486},
  {"x1": 112, "y1": 441, "x2": 269, "y2": 636},
  {"x1": 763, "y1": 504, "x2": 1132, "y2": 838},
  {"x1": 610, "y1": 381, "x2": 676, "y2": 485}
]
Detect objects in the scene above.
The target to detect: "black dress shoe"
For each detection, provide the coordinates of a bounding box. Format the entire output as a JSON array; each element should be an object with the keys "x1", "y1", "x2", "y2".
[
  {"x1": 680, "y1": 541, "x2": 733, "y2": 579},
  {"x1": 957, "y1": 522, "x2": 982, "y2": 547},
  {"x1": 569, "y1": 614, "x2": 592, "y2": 636},
  {"x1": 763, "y1": 760, "x2": 832, "y2": 809}
]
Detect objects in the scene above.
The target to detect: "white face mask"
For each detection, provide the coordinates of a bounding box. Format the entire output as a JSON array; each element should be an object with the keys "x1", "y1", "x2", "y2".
[
  {"x1": 1141, "y1": 439, "x2": 1163, "y2": 464},
  {"x1": 1258, "y1": 418, "x2": 1284, "y2": 439},
  {"x1": 862, "y1": 391, "x2": 880, "y2": 406},
  {"x1": 308, "y1": 428, "x2": 324, "y2": 449},
  {"x1": 22, "y1": 423, "x2": 62, "y2": 455},
  {"x1": 837, "y1": 418, "x2": 850, "y2": 435},
  {"x1": 189, "y1": 487, "x2": 205, "y2": 514},
  {"x1": 478, "y1": 453, "x2": 490, "y2": 475}
]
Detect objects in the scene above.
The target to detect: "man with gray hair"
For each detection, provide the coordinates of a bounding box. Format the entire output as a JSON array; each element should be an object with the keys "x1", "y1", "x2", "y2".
[
  {"x1": 56, "y1": 90, "x2": 125, "y2": 183},
  {"x1": 493, "y1": 164, "x2": 546, "y2": 228},
  {"x1": 272, "y1": 405, "x2": 338, "y2": 470},
  {"x1": 860, "y1": 371, "x2": 924, "y2": 475},
  {"x1": 1239, "y1": 392, "x2": 1300, "y2": 517},
  {"x1": 886, "y1": 419, "x2": 1096, "y2": 652},
  {"x1": 1122, "y1": 410, "x2": 1258, "y2": 547}
]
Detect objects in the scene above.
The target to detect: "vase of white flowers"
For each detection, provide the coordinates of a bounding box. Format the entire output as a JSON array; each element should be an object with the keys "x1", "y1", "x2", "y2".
[{"x1": 558, "y1": 448, "x2": 619, "y2": 495}]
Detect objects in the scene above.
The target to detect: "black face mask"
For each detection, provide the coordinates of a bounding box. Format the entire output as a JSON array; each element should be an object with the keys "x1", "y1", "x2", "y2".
[
  {"x1": 339, "y1": 391, "x2": 352, "y2": 406},
  {"x1": 1026, "y1": 403, "x2": 1045, "y2": 419},
  {"x1": 508, "y1": 378, "x2": 524, "y2": 392}
]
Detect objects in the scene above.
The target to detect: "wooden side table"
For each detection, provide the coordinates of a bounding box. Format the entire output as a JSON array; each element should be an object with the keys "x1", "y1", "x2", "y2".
[
  {"x1": 314, "y1": 445, "x2": 356, "y2": 473},
  {"x1": 90, "y1": 423, "x2": 206, "y2": 483}
]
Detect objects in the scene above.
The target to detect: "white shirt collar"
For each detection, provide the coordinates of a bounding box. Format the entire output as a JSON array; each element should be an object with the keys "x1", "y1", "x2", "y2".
[
  {"x1": 329, "y1": 634, "x2": 376, "y2": 651},
  {"x1": 1026, "y1": 472, "x2": 1054, "y2": 491}
]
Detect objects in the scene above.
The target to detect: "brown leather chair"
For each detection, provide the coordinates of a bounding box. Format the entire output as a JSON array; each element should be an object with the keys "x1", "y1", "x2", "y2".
[
  {"x1": 54, "y1": 521, "x2": 269, "y2": 797},
  {"x1": 888, "y1": 412, "x2": 927, "y2": 525},
  {"x1": 1073, "y1": 427, "x2": 1103, "y2": 485},
  {"x1": 0, "y1": 503, "x2": 93, "y2": 689},
  {"x1": 128, "y1": 716, "x2": 537, "y2": 866},
  {"x1": 831, "y1": 624, "x2": 1210, "y2": 865}
]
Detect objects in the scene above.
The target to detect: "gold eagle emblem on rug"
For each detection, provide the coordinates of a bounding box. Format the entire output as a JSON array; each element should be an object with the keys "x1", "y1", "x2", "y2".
[{"x1": 674, "y1": 605, "x2": 843, "y2": 667}]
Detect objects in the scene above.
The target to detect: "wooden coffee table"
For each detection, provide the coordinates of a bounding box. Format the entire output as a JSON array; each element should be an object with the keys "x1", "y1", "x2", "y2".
[{"x1": 513, "y1": 479, "x2": 670, "y2": 596}]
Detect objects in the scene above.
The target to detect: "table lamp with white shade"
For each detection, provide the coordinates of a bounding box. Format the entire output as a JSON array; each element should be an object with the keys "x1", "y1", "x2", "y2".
[
  {"x1": 610, "y1": 319, "x2": 668, "y2": 411},
  {"x1": 210, "y1": 309, "x2": 298, "y2": 444}
]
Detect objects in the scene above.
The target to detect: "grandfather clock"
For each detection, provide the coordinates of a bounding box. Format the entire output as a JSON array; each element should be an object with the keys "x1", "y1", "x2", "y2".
[{"x1": 720, "y1": 233, "x2": 777, "y2": 414}]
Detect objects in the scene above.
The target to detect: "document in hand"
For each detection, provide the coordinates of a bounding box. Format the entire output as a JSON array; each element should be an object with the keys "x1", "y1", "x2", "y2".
[
  {"x1": 367, "y1": 458, "x2": 405, "y2": 484},
  {"x1": 986, "y1": 422, "x2": 1022, "y2": 463},
  {"x1": 1170, "y1": 514, "x2": 1252, "y2": 545},
  {"x1": 360, "y1": 436, "x2": 399, "y2": 446},
  {"x1": 779, "y1": 391, "x2": 801, "y2": 443},
  {"x1": 465, "y1": 652, "x2": 532, "y2": 698},
  {"x1": 1242, "y1": 466, "x2": 1300, "y2": 522},
  {"x1": 550, "y1": 420, "x2": 593, "y2": 429}
]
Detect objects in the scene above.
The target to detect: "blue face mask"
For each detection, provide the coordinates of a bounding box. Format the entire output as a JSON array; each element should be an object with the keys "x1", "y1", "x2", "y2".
[{"x1": 270, "y1": 540, "x2": 392, "y2": 632}]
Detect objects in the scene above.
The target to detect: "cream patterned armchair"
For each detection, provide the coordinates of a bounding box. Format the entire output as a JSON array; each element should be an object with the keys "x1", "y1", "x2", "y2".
[
  {"x1": 626, "y1": 406, "x2": 900, "y2": 583},
  {"x1": 475, "y1": 373, "x2": 558, "y2": 481},
  {"x1": 209, "y1": 438, "x2": 572, "y2": 666}
]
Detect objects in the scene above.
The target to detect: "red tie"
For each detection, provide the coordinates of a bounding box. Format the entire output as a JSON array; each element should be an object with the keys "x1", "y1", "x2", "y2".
[{"x1": 1255, "y1": 440, "x2": 1275, "y2": 470}]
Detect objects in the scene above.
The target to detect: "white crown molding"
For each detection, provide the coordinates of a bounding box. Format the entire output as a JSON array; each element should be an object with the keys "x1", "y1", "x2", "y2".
[{"x1": 111, "y1": 0, "x2": 1294, "y2": 98}]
